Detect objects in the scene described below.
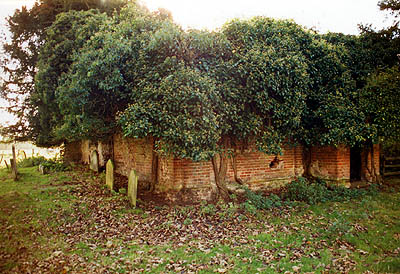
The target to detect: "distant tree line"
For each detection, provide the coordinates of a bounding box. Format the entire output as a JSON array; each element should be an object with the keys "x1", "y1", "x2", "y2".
[{"x1": 1, "y1": 0, "x2": 399, "y2": 198}]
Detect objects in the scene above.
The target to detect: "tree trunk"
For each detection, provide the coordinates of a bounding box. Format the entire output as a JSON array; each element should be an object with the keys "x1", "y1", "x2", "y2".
[
  {"x1": 364, "y1": 142, "x2": 381, "y2": 183},
  {"x1": 369, "y1": 143, "x2": 382, "y2": 183},
  {"x1": 230, "y1": 152, "x2": 243, "y2": 184},
  {"x1": 364, "y1": 144, "x2": 372, "y2": 180},
  {"x1": 302, "y1": 146, "x2": 312, "y2": 177},
  {"x1": 150, "y1": 138, "x2": 159, "y2": 192},
  {"x1": 11, "y1": 145, "x2": 18, "y2": 181},
  {"x1": 211, "y1": 137, "x2": 230, "y2": 202}
]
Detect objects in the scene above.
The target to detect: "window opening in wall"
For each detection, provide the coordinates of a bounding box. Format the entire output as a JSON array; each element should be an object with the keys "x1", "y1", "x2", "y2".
[
  {"x1": 350, "y1": 147, "x2": 362, "y2": 181},
  {"x1": 269, "y1": 156, "x2": 283, "y2": 169}
]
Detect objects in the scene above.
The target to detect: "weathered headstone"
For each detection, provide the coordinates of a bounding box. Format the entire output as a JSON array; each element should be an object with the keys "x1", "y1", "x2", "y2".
[
  {"x1": 106, "y1": 159, "x2": 114, "y2": 190},
  {"x1": 38, "y1": 164, "x2": 48, "y2": 175},
  {"x1": 90, "y1": 150, "x2": 99, "y2": 172},
  {"x1": 128, "y1": 170, "x2": 138, "y2": 207}
]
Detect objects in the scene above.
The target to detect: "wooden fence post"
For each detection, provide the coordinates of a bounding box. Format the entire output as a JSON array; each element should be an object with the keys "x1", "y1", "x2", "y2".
[{"x1": 11, "y1": 145, "x2": 18, "y2": 181}]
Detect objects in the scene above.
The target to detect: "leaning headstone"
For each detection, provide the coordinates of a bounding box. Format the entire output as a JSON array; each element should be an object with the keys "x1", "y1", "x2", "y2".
[
  {"x1": 128, "y1": 170, "x2": 138, "y2": 207},
  {"x1": 38, "y1": 164, "x2": 48, "y2": 175},
  {"x1": 90, "y1": 150, "x2": 99, "y2": 172},
  {"x1": 105, "y1": 159, "x2": 114, "y2": 190}
]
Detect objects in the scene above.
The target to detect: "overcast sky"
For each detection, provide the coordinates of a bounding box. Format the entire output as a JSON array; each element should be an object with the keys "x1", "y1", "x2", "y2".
[
  {"x1": 0, "y1": 0, "x2": 395, "y2": 126},
  {"x1": 143, "y1": 0, "x2": 394, "y2": 34}
]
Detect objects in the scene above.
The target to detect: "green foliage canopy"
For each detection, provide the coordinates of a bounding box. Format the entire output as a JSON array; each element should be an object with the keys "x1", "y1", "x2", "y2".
[
  {"x1": 27, "y1": 1, "x2": 400, "y2": 163},
  {"x1": 33, "y1": 10, "x2": 109, "y2": 146},
  {"x1": 0, "y1": 0, "x2": 128, "y2": 142}
]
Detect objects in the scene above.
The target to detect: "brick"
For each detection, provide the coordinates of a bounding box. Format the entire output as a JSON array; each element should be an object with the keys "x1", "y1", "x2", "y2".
[{"x1": 66, "y1": 136, "x2": 381, "y2": 200}]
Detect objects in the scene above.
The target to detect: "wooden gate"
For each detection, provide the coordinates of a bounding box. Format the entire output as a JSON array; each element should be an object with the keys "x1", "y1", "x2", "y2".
[{"x1": 383, "y1": 156, "x2": 400, "y2": 177}]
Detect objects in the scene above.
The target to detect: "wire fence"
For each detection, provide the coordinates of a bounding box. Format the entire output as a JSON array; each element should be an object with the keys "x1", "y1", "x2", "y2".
[{"x1": 0, "y1": 142, "x2": 61, "y2": 167}]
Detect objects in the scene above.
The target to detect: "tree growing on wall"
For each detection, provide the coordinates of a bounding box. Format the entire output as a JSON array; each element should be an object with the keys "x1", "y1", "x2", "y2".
[
  {"x1": 356, "y1": 0, "x2": 400, "y2": 181},
  {"x1": 55, "y1": 4, "x2": 174, "y2": 141},
  {"x1": 361, "y1": 66, "x2": 400, "y2": 180},
  {"x1": 25, "y1": 0, "x2": 400, "y2": 199},
  {"x1": 0, "y1": 0, "x2": 128, "y2": 142},
  {"x1": 33, "y1": 10, "x2": 110, "y2": 146}
]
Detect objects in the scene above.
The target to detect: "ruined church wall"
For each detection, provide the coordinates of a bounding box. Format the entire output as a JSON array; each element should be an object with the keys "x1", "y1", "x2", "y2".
[
  {"x1": 80, "y1": 139, "x2": 112, "y2": 168},
  {"x1": 63, "y1": 141, "x2": 82, "y2": 163},
  {"x1": 225, "y1": 145, "x2": 304, "y2": 191},
  {"x1": 309, "y1": 145, "x2": 350, "y2": 184},
  {"x1": 67, "y1": 135, "x2": 379, "y2": 201},
  {"x1": 113, "y1": 134, "x2": 153, "y2": 183},
  {"x1": 169, "y1": 145, "x2": 304, "y2": 200}
]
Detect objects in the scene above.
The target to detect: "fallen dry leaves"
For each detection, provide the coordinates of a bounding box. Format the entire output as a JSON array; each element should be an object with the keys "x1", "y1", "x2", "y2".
[{"x1": 0, "y1": 169, "x2": 370, "y2": 273}]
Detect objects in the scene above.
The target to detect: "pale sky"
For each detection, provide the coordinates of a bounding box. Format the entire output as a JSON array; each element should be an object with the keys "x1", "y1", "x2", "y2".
[
  {"x1": 0, "y1": 0, "x2": 395, "y2": 126},
  {"x1": 143, "y1": 0, "x2": 394, "y2": 34}
]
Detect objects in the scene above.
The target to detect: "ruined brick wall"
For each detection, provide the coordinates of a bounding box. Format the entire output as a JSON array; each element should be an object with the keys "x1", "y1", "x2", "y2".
[
  {"x1": 81, "y1": 140, "x2": 90, "y2": 164},
  {"x1": 110, "y1": 135, "x2": 306, "y2": 199},
  {"x1": 225, "y1": 145, "x2": 303, "y2": 191},
  {"x1": 113, "y1": 133, "x2": 153, "y2": 183},
  {"x1": 63, "y1": 141, "x2": 82, "y2": 163},
  {"x1": 169, "y1": 145, "x2": 304, "y2": 199},
  {"x1": 309, "y1": 145, "x2": 350, "y2": 183},
  {"x1": 171, "y1": 159, "x2": 215, "y2": 200},
  {"x1": 67, "y1": 134, "x2": 374, "y2": 200},
  {"x1": 361, "y1": 144, "x2": 380, "y2": 182},
  {"x1": 97, "y1": 141, "x2": 112, "y2": 167}
]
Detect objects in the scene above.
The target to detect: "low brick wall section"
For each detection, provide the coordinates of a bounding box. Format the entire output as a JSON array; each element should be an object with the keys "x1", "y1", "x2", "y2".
[
  {"x1": 80, "y1": 140, "x2": 112, "y2": 169},
  {"x1": 113, "y1": 134, "x2": 153, "y2": 184},
  {"x1": 310, "y1": 145, "x2": 350, "y2": 182},
  {"x1": 64, "y1": 141, "x2": 82, "y2": 163},
  {"x1": 68, "y1": 136, "x2": 380, "y2": 201}
]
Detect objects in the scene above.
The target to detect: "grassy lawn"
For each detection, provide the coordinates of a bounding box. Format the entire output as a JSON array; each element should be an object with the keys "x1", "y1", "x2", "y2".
[{"x1": 0, "y1": 166, "x2": 399, "y2": 273}]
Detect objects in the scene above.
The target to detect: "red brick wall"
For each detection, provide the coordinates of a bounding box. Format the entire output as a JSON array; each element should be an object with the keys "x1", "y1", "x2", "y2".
[
  {"x1": 294, "y1": 145, "x2": 304, "y2": 176},
  {"x1": 67, "y1": 137, "x2": 306, "y2": 197},
  {"x1": 67, "y1": 135, "x2": 377, "y2": 198},
  {"x1": 173, "y1": 158, "x2": 214, "y2": 189},
  {"x1": 170, "y1": 145, "x2": 304, "y2": 194},
  {"x1": 113, "y1": 134, "x2": 153, "y2": 183},
  {"x1": 310, "y1": 145, "x2": 350, "y2": 182},
  {"x1": 225, "y1": 146, "x2": 301, "y2": 190},
  {"x1": 64, "y1": 141, "x2": 82, "y2": 163},
  {"x1": 111, "y1": 137, "x2": 305, "y2": 197},
  {"x1": 80, "y1": 140, "x2": 112, "y2": 168}
]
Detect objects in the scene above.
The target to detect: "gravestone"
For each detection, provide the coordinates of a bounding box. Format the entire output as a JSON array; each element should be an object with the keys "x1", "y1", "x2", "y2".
[
  {"x1": 105, "y1": 159, "x2": 114, "y2": 190},
  {"x1": 128, "y1": 170, "x2": 138, "y2": 207},
  {"x1": 90, "y1": 150, "x2": 99, "y2": 172},
  {"x1": 38, "y1": 164, "x2": 48, "y2": 175}
]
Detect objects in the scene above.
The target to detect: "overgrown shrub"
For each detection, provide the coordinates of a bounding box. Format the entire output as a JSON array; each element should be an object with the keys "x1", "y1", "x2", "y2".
[
  {"x1": 17, "y1": 156, "x2": 47, "y2": 168},
  {"x1": 40, "y1": 158, "x2": 70, "y2": 172},
  {"x1": 284, "y1": 177, "x2": 329, "y2": 204},
  {"x1": 17, "y1": 156, "x2": 69, "y2": 172},
  {"x1": 285, "y1": 177, "x2": 378, "y2": 204},
  {"x1": 242, "y1": 188, "x2": 284, "y2": 211},
  {"x1": 383, "y1": 141, "x2": 400, "y2": 157}
]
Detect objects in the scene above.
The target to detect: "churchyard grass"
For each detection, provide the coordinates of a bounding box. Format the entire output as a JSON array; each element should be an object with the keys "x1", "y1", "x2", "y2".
[{"x1": 0, "y1": 166, "x2": 399, "y2": 273}]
